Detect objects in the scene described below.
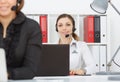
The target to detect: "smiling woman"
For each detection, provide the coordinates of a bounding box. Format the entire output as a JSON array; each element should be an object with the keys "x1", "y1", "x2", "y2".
[{"x1": 0, "y1": 0, "x2": 42, "y2": 80}]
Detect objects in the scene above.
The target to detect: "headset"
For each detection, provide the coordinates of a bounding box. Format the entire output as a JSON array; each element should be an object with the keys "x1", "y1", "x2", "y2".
[{"x1": 11, "y1": 0, "x2": 22, "y2": 11}]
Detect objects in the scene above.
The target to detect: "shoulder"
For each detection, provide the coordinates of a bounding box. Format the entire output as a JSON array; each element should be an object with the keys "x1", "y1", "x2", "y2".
[
  {"x1": 76, "y1": 41, "x2": 87, "y2": 46},
  {"x1": 75, "y1": 41, "x2": 89, "y2": 50},
  {"x1": 19, "y1": 17, "x2": 41, "y2": 39},
  {"x1": 15, "y1": 12, "x2": 40, "y2": 30},
  {"x1": 25, "y1": 17, "x2": 40, "y2": 29},
  {"x1": 77, "y1": 41, "x2": 86, "y2": 44},
  {"x1": 21, "y1": 17, "x2": 40, "y2": 33}
]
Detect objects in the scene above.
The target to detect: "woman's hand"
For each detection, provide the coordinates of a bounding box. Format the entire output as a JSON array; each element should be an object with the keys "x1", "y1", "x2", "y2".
[
  {"x1": 69, "y1": 69, "x2": 86, "y2": 75},
  {"x1": 69, "y1": 70, "x2": 76, "y2": 75}
]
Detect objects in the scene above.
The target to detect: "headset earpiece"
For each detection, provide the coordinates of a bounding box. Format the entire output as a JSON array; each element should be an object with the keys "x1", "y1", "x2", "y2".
[
  {"x1": 11, "y1": 0, "x2": 21, "y2": 11},
  {"x1": 17, "y1": 0, "x2": 21, "y2": 4},
  {"x1": 72, "y1": 27, "x2": 76, "y2": 32}
]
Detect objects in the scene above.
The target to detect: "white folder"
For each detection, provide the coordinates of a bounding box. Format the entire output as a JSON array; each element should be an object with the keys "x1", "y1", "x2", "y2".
[
  {"x1": 100, "y1": 46, "x2": 107, "y2": 71},
  {"x1": 100, "y1": 16, "x2": 107, "y2": 44},
  {"x1": 89, "y1": 46, "x2": 100, "y2": 72}
]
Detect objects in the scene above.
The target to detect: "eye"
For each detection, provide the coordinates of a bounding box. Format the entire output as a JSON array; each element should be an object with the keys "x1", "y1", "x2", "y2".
[
  {"x1": 66, "y1": 23, "x2": 71, "y2": 26},
  {"x1": 58, "y1": 24, "x2": 62, "y2": 27}
]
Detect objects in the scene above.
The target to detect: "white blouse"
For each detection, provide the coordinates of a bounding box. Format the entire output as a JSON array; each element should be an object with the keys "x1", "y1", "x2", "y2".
[{"x1": 69, "y1": 39, "x2": 96, "y2": 74}]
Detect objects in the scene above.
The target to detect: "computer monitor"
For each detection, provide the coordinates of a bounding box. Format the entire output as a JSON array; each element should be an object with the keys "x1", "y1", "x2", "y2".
[{"x1": 37, "y1": 44, "x2": 69, "y2": 76}]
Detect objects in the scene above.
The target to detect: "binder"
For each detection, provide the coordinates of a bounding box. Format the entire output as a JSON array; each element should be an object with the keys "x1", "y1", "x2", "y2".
[
  {"x1": 89, "y1": 46, "x2": 100, "y2": 72},
  {"x1": 40, "y1": 15, "x2": 47, "y2": 43},
  {"x1": 99, "y1": 46, "x2": 107, "y2": 71},
  {"x1": 94, "y1": 16, "x2": 100, "y2": 43},
  {"x1": 100, "y1": 16, "x2": 107, "y2": 44},
  {"x1": 84, "y1": 16, "x2": 94, "y2": 43}
]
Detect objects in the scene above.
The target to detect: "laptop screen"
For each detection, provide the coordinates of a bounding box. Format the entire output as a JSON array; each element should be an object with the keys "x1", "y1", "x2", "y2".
[
  {"x1": 37, "y1": 44, "x2": 69, "y2": 76},
  {"x1": 0, "y1": 48, "x2": 8, "y2": 81}
]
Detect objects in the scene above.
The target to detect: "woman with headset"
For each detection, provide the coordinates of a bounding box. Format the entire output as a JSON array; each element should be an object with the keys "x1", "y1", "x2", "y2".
[
  {"x1": 55, "y1": 14, "x2": 96, "y2": 75},
  {"x1": 0, "y1": 0, "x2": 42, "y2": 79}
]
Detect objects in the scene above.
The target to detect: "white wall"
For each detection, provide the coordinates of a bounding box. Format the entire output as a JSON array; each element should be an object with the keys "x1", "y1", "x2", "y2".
[
  {"x1": 107, "y1": 0, "x2": 120, "y2": 71},
  {"x1": 22, "y1": 0, "x2": 95, "y2": 14},
  {"x1": 22, "y1": 0, "x2": 120, "y2": 71}
]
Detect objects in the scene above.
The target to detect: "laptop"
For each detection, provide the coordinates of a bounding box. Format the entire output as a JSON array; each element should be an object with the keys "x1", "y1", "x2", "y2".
[
  {"x1": 37, "y1": 44, "x2": 69, "y2": 76},
  {"x1": 0, "y1": 48, "x2": 8, "y2": 81}
]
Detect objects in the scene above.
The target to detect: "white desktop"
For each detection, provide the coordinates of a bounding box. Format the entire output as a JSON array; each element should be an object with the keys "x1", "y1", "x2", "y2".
[{"x1": 8, "y1": 75, "x2": 120, "y2": 82}]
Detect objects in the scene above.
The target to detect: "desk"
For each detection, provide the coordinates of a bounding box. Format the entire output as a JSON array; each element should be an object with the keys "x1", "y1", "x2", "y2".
[{"x1": 8, "y1": 75, "x2": 120, "y2": 82}]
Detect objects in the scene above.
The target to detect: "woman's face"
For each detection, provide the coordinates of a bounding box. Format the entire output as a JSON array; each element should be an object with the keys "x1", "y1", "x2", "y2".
[
  {"x1": 0, "y1": 0, "x2": 17, "y2": 17},
  {"x1": 57, "y1": 17, "x2": 73, "y2": 38}
]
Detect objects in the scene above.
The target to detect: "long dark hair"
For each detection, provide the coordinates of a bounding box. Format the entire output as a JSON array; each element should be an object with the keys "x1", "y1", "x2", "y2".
[{"x1": 16, "y1": 0, "x2": 24, "y2": 13}]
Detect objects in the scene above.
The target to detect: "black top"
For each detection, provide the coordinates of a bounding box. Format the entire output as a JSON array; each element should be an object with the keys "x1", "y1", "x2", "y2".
[{"x1": 0, "y1": 12, "x2": 42, "y2": 79}]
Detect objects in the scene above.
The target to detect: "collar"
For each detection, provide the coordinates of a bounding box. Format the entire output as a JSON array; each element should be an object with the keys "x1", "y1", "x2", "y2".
[
  {"x1": 12, "y1": 12, "x2": 26, "y2": 24},
  {"x1": 70, "y1": 38, "x2": 77, "y2": 46}
]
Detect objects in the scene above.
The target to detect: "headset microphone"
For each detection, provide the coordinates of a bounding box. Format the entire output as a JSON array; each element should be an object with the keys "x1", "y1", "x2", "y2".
[
  {"x1": 11, "y1": 6, "x2": 17, "y2": 11},
  {"x1": 65, "y1": 34, "x2": 70, "y2": 38}
]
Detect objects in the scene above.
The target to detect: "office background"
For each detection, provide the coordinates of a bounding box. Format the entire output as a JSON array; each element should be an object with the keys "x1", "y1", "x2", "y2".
[{"x1": 22, "y1": 0, "x2": 120, "y2": 72}]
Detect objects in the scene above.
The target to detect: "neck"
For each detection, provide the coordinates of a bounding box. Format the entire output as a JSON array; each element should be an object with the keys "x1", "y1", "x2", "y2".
[
  {"x1": 0, "y1": 13, "x2": 16, "y2": 38},
  {"x1": 0, "y1": 13, "x2": 16, "y2": 29},
  {"x1": 59, "y1": 37, "x2": 72, "y2": 44}
]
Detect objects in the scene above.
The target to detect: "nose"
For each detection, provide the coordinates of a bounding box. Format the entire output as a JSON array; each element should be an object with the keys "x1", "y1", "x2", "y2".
[{"x1": 62, "y1": 25, "x2": 67, "y2": 30}]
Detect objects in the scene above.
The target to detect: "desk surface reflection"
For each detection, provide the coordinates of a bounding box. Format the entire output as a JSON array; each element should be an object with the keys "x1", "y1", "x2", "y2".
[{"x1": 7, "y1": 75, "x2": 120, "y2": 82}]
